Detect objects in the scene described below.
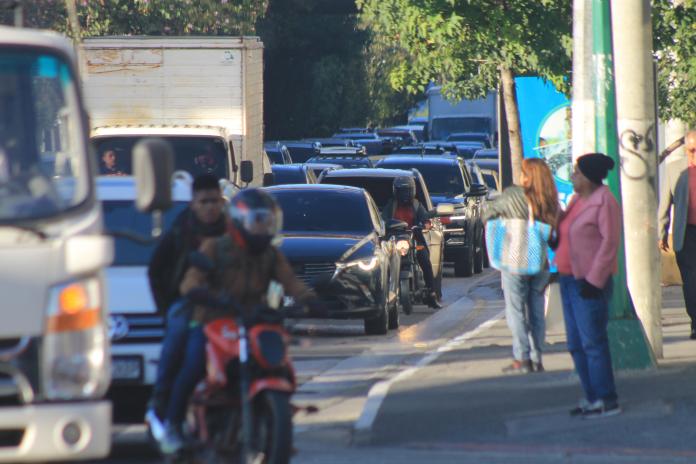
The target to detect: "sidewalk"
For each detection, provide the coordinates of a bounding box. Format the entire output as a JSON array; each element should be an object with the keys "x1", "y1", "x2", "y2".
[{"x1": 362, "y1": 282, "x2": 696, "y2": 463}]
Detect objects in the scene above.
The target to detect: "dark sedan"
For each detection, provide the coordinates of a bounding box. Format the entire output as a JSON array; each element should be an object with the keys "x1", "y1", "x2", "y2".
[
  {"x1": 269, "y1": 164, "x2": 317, "y2": 185},
  {"x1": 266, "y1": 185, "x2": 401, "y2": 335}
]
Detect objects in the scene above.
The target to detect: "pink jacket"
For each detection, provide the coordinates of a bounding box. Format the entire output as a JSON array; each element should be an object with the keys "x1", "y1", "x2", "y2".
[{"x1": 560, "y1": 185, "x2": 621, "y2": 288}]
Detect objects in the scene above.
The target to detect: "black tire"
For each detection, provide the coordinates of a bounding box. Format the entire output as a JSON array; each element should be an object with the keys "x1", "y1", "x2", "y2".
[
  {"x1": 399, "y1": 279, "x2": 413, "y2": 315},
  {"x1": 388, "y1": 272, "x2": 400, "y2": 330},
  {"x1": 364, "y1": 301, "x2": 389, "y2": 335},
  {"x1": 474, "y1": 229, "x2": 484, "y2": 274},
  {"x1": 454, "y1": 248, "x2": 474, "y2": 277},
  {"x1": 252, "y1": 391, "x2": 293, "y2": 464}
]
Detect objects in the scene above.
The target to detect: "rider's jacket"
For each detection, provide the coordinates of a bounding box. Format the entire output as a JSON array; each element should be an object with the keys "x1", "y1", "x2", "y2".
[{"x1": 180, "y1": 228, "x2": 315, "y2": 323}]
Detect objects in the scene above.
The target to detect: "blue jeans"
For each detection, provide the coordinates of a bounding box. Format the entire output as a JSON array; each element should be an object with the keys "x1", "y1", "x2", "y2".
[
  {"x1": 501, "y1": 269, "x2": 549, "y2": 364},
  {"x1": 165, "y1": 325, "x2": 207, "y2": 424},
  {"x1": 152, "y1": 300, "x2": 192, "y2": 413},
  {"x1": 559, "y1": 275, "x2": 617, "y2": 403}
]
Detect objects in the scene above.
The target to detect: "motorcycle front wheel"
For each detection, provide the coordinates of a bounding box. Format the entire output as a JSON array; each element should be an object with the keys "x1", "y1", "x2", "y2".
[{"x1": 250, "y1": 390, "x2": 293, "y2": 464}]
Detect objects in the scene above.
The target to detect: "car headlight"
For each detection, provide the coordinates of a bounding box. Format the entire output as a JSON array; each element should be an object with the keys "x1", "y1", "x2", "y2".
[
  {"x1": 337, "y1": 256, "x2": 379, "y2": 272},
  {"x1": 395, "y1": 240, "x2": 410, "y2": 256},
  {"x1": 42, "y1": 276, "x2": 110, "y2": 401}
]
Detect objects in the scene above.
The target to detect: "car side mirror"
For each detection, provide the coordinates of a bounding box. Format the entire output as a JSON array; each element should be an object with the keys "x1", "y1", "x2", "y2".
[
  {"x1": 240, "y1": 160, "x2": 254, "y2": 184},
  {"x1": 386, "y1": 219, "x2": 408, "y2": 232},
  {"x1": 467, "y1": 183, "x2": 488, "y2": 197},
  {"x1": 133, "y1": 138, "x2": 174, "y2": 214},
  {"x1": 262, "y1": 173, "x2": 275, "y2": 187},
  {"x1": 435, "y1": 203, "x2": 455, "y2": 216}
]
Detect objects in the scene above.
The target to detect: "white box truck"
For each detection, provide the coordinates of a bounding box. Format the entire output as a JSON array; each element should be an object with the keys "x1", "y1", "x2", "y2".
[
  {"x1": 81, "y1": 36, "x2": 269, "y2": 186},
  {"x1": 426, "y1": 86, "x2": 497, "y2": 143}
]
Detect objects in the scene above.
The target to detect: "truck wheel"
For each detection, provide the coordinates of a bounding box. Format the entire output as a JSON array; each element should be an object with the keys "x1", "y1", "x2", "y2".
[{"x1": 454, "y1": 248, "x2": 474, "y2": 277}]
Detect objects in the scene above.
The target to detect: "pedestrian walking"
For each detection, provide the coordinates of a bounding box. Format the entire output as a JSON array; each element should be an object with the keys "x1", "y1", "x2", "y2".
[
  {"x1": 557, "y1": 152, "x2": 621, "y2": 418},
  {"x1": 483, "y1": 158, "x2": 559, "y2": 374},
  {"x1": 658, "y1": 130, "x2": 696, "y2": 340}
]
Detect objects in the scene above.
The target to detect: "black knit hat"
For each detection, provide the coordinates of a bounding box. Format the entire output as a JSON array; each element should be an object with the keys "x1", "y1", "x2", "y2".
[{"x1": 577, "y1": 153, "x2": 615, "y2": 185}]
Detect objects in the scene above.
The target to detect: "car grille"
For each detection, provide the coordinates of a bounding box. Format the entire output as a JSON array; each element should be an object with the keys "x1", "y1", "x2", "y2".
[
  {"x1": 294, "y1": 262, "x2": 336, "y2": 286},
  {"x1": 0, "y1": 372, "x2": 22, "y2": 407},
  {"x1": 112, "y1": 314, "x2": 165, "y2": 345},
  {"x1": 0, "y1": 429, "x2": 24, "y2": 448}
]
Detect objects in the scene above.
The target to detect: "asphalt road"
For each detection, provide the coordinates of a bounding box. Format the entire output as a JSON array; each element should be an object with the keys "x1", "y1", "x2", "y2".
[{"x1": 95, "y1": 265, "x2": 497, "y2": 464}]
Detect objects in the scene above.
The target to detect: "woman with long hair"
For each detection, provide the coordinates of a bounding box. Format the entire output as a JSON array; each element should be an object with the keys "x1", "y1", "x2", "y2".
[{"x1": 483, "y1": 158, "x2": 559, "y2": 373}]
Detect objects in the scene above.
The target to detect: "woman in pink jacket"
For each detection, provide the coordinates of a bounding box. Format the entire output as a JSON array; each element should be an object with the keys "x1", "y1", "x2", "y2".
[{"x1": 556, "y1": 153, "x2": 621, "y2": 419}]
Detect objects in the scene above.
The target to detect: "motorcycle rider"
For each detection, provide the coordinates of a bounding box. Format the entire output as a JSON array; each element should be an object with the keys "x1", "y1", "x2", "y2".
[
  {"x1": 146, "y1": 173, "x2": 226, "y2": 423},
  {"x1": 159, "y1": 188, "x2": 318, "y2": 454},
  {"x1": 382, "y1": 176, "x2": 442, "y2": 309}
]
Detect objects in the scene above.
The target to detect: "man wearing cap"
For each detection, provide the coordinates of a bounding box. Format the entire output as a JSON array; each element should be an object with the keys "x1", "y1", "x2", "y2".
[{"x1": 659, "y1": 130, "x2": 696, "y2": 340}]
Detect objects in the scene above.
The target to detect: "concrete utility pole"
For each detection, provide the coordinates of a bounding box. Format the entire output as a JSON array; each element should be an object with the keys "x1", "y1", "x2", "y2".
[
  {"x1": 591, "y1": 0, "x2": 654, "y2": 369},
  {"x1": 610, "y1": 0, "x2": 662, "y2": 358},
  {"x1": 572, "y1": 0, "x2": 595, "y2": 162}
]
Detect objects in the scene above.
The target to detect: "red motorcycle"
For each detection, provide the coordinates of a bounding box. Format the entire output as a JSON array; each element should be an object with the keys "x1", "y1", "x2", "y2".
[{"x1": 161, "y1": 291, "x2": 304, "y2": 464}]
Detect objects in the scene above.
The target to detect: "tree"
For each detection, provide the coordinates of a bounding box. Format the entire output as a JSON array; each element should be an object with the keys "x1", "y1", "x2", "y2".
[
  {"x1": 357, "y1": 0, "x2": 572, "y2": 182},
  {"x1": 653, "y1": 0, "x2": 696, "y2": 129}
]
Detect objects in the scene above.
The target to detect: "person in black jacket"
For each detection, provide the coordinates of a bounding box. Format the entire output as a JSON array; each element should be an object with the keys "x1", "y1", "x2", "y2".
[
  {"x1": 382, "y1": 176, "x2": 441, "y2": 309},
  {"x1": 147, "y1": 173, "x2": 226, "y2": 420}
]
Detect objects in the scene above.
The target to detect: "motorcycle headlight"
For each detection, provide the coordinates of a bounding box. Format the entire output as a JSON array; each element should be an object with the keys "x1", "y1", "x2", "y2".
[
  {"x1": 42, "y1": 276, "x2": 110, "y2": 401},
  {"x1": 395, "y1": 240, "x2": 410, "y2": 256},
  {"x1": 337, "y1": 256, "x2": 379, "y2": 272}
]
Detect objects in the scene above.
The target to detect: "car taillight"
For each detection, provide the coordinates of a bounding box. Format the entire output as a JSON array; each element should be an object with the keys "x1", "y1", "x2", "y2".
[{"x1": 440, "y1": 216, "x2": 452, "y2": 225}]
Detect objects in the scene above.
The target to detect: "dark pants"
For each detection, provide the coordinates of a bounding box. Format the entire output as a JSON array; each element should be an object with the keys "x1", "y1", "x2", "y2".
[
  {"x1": 165, "y1": 325, "x2": 207, "y2": 424},
  {"x1": 413, "y1": 228, "x2": 435, "y2": 291},
  {"x1": 559, "y1": 275, "x2": 617, "y2": 403},
  {"x1": 676, "y1": 225, "x2": 696, "y2": 331},
  {"x1": 152, "y1": 300, "x2": 192, "y2": 416}
]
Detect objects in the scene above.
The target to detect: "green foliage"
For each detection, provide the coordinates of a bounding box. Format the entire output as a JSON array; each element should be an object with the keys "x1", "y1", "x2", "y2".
[
  {"x1": 0, "y1": 0, "x2": 268, "y2": 36},
  {"x1": 357, "y1": 0, "x2": 572, "y2": 101},
  {"x1": 653, "y1": 0, "x2": 696, "y2": 127}
]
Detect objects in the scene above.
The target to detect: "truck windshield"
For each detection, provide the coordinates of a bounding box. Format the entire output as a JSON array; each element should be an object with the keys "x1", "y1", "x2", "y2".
[
  {"x1": 431, "y1": 117, "x2": 490, "y2": 142},
  {"x1": 93, "y1": 136, "x2": 229, "y2": 180},
  {"x1": 103, "y1": 200, "x2": 188, "y2": 266},
  {"x1": 0, "y1": 50, "x2": 90, "y2": 221}
]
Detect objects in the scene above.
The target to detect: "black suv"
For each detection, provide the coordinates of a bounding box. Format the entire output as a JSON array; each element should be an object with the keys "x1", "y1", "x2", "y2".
[{"x1": 376, "y1": 155, "x2": 487, "y2": 277}]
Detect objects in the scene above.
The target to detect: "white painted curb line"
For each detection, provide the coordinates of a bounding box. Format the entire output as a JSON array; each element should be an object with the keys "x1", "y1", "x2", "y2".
[{"x1": 353, "y1": 309, "x2": 505, "y2": 435}]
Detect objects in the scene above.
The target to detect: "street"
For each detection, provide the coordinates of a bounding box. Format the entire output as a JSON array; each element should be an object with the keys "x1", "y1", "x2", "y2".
[{"x1": 102, "y1": 267, "x2": 503, "y2": 463}]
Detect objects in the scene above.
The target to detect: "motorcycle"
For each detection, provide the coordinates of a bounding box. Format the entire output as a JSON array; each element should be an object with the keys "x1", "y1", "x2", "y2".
[
  {"x1": 390, "y1": 222, "x2": 429, "y2": 315},
  {"x1": 147, "y1": 253, "x2": 315, "y2": 464}
]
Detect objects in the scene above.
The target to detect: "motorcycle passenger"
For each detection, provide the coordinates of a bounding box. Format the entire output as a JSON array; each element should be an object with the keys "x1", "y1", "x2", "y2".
[
  {"x1": 147, "y1": 173, "x2": 226, "y2": 421},
  {"x1": 160, "y1": 188, "x2": 317, "y2": 454},
  {"x1": 382, "y1": 176, "x2": 442, "y2": 309}
]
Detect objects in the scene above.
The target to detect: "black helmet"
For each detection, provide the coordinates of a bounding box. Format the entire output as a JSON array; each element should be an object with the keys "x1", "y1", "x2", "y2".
[
  {"x1": 228, "y1": 188, "x2": 283, "y2": 254},
  {"x1": 393, "y1": 176, "x2": 416, "y2": 205}
]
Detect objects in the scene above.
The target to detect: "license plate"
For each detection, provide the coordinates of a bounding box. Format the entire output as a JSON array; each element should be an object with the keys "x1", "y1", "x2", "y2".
[{"x1": 111, "y1": 356, "x2": 143, "y2": 381}]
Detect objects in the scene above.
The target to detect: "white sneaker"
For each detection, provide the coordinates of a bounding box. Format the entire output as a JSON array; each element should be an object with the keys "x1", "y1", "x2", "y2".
[{"x1": 159, "y1": 422, "x2": 184, "y2": 455}]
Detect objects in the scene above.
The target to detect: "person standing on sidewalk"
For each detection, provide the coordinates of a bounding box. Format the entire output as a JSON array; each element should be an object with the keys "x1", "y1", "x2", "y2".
[
  {"x1": 658, "y1": 130, "x2": 696, "y2": 340},
  {"x1": 483, "y1": 158, "x2": 559, "y2": 374},
  {"x1": 557, "y1": 153, "x2": 621, "y2": 418}
]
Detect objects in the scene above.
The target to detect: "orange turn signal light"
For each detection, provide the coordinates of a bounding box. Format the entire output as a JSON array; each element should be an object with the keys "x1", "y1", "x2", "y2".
[{"x1": 59, "y1": 284, "x2": 88, "y2": 315}]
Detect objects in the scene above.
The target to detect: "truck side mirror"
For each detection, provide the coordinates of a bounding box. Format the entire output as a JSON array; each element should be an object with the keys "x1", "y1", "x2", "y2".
[
  {"x1": 240, "y1": 160, "x2": 254, "y2": 184},
  {"x1": 133, "y1": 138, "x2": 173, "y2": 213}
]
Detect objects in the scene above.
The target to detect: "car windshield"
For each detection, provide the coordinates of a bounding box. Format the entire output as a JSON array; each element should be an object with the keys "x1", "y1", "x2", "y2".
[
  {"x1": 482, "y1": 172, "x2": 499, "y2": 190},
  {"x1": 266, "y1": 149, "x2": 284, "y2": 164},
  {"x1": 0, "y1": 50, "x2": 90, "y2": 221},
  {"x1": 271, "y1": 190, "x2": 373, "y2": 234},
  {"x1": 431, "y1": 117, "x2": 490, "y2": 141},
  {"x1": 103, "y1": 201, "x2": 189, "y2": 266},
  {"x1": 380, "y1": 163, "x2": 464, "y2": 197},
  {"x1": 272, "y1": 167, "x2": 307, "y2": 184},
  {"x1": 321, "y1": 175, "x2": 426, "y2": 209},
  {"x1": 93, "y1": 136, "x2": 229, "y2": 180}
]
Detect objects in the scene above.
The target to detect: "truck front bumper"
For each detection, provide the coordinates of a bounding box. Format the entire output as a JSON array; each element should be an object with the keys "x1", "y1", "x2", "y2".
[{"x1": 0, "y1": 401, "x2": 111, "y2": 462}]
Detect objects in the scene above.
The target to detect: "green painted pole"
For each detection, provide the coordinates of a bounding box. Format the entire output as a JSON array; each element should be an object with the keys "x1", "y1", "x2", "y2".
[{"x1": 591, "y1": 0, "x2": 655, "y2": 369}]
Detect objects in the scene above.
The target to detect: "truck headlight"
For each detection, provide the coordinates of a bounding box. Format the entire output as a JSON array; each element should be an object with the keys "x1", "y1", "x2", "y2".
[
  {"x1": 395, "y1": 240, "x2": 410, "y2": 256},
  {"x1": 337, "y1": 256, "x2": 379, "y2": 272},
  {"x1": 42, "y1": 276, "x2": 110, "y2": 401}
]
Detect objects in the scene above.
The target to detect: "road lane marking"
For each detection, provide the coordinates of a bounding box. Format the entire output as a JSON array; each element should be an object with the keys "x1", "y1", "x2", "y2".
[{"x1": 353, "y1": 307, "x2": 504, "y2": 435}]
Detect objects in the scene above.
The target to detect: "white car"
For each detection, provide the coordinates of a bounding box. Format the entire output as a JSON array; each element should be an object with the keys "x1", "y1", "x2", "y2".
[{"x1": 97, "y1": 175, "x2": 194, "y2": 421}]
